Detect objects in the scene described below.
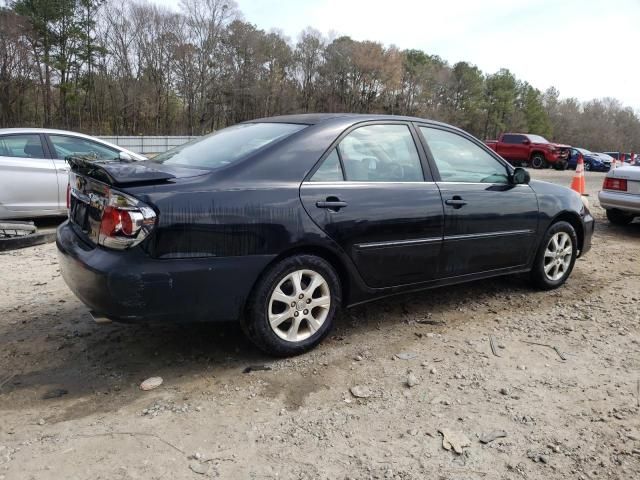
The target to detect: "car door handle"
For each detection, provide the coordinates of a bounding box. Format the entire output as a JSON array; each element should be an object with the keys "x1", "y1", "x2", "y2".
[
  {"x1": 445, "y1": 197, "x2": 467, "y2": 208},
  {"x1": 316, "y1": 198, "x2": 347, "y2": 211}
]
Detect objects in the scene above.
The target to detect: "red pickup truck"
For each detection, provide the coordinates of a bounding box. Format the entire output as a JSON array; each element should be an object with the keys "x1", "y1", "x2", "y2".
[{"x1": 486, "y1": 133, "x2": 571, "y2": 170}]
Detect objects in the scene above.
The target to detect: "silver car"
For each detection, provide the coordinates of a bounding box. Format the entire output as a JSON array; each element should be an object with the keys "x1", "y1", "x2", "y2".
[
  {"x1": 0, "y1": 129, "x2": 144, "y2": 219},
  {"x1": 598, "y1": 165, "x2": 640, "y2": 225}
]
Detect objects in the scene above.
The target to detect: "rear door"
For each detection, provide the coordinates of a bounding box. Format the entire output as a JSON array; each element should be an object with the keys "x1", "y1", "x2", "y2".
[
  {"x1": 418, "y1": 125, "x2": 539, "y2": 277},
  {"x1": 300, "y1": 122, "x2": 444, "y2": 288},
  {"x1": 46, "y1": 134, "x2": 122, "y2": 209},
  {"x1": 0, "y1": 133, "x2": 60, "y2": 215}
]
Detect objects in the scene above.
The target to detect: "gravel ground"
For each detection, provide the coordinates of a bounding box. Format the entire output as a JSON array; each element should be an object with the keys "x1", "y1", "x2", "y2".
[{"x1": 0, "y1": 169, "x2": 639, "y2": 480}]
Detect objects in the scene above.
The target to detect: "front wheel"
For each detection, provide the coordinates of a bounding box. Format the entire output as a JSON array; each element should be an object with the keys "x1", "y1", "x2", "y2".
[
  {"x1": 529, "y1": 221, "x2": 578, "y2": 290},
  {"x1": 531, "y1": 153, "x2": 547, "y2": 169},
  {"x1": 241, "y1": 254, "x2": 341, "y2": 356},
  {"x1": 606, "y1": 209, "x2": 634, "y2": 225},
  {"x1": 584, "y1": 162, "x2": 591, "y2": 171}
]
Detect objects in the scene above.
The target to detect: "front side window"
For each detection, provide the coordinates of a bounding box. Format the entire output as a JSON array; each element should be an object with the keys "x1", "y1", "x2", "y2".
[
  {"x1": 337, "y1": 124, "x2": 423, "y2": 182},
  {"x1": 502, "y1": 134, "x2": 524, "y2": 144},
  {"x1": 153, "y1": 122, "x2": 307, "y2": 169},
  {"x1": 310, "y1": 149, "x2": 344, "y2": 182},
  {"x1": 0, "y1": 134, "x2": 45, "y2": 159},
  {"x1": 421, "y1": 127, "x2": 509, "y2": 184},
  {"x1": 49, "y1": 135, "x2": 119, "y2": 160}
]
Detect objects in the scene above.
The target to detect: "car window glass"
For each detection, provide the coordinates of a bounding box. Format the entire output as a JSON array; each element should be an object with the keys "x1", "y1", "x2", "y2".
[
  {"x1": 338, "y1": 124, "x2": 423, "y2": 182},
  {"x1": 0, "y1": 134, "x2": 45, "y2": 158},
  {"x1": 421, "y1": 127, "x2": 509, "y2": 184},
  {"x1": 49, "y1": 135, "x2": 119, "y2": 160},
  {"x1": 502, "y1": 134, "x2": 523, "y2": 144},
  {"x1": 310, "y1": 149, "x2": 344, "y2": 182},
  {"x1": 153, "y1": 123, "x2": 306, "y2": 169}
]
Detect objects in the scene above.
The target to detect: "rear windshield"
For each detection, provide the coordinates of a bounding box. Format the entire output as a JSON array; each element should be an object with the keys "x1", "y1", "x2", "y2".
[{"x1": 152, "y1": 122, "x2": 306, "y2": 169}]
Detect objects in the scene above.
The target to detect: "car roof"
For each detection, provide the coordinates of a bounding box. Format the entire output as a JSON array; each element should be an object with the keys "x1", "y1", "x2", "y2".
[
  {"x1": 0, "y1": 127, "x2": 102, "y2": 137},
  {"x1": 247, "y1": 113, "x2": 452, "y2": 127}
]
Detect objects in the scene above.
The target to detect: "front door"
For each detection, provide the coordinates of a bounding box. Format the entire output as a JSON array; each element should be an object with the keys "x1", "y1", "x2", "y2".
[
  {"x1": 418, "y1": 126, "x2": 539, "y2": 278},
  {"x1": 300, "y1": 123, "x2": 444, "y2": 288},
  {"x1": 0, "y1": 133, "x2": 60, "y2": 215}
]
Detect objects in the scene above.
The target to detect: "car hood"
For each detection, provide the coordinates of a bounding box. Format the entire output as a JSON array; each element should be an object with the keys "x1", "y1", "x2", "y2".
[
  {"x1": 549, "y1": 142, "x2": 571, "y2": 149},
  {"x1": 67, "y1": 157, "x2": 210, "y2": 186}
]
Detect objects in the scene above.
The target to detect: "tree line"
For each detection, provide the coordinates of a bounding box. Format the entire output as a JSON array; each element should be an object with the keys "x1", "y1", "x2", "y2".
[{"x1": 1, "y1": 0, "x2": 639, "y2": 152}]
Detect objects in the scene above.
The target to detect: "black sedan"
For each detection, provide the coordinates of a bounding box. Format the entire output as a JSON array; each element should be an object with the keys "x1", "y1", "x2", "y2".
[{"x1": 57, "y1": 114, "x2": 594, "y2": 356}]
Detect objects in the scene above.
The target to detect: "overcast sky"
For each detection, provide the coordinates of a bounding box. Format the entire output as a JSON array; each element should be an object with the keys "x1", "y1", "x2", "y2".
[{"x1": 152, "y1": 0, "x2": 640, "y2": 110}]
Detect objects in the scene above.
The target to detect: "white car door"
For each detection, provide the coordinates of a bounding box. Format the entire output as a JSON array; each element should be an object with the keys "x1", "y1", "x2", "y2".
[
  {"x1": 0, "y1": 133, "x2": 61, "y2": 217},
  {"x1": 46, "y1": 134, "x2": 122, "y2": 209}
]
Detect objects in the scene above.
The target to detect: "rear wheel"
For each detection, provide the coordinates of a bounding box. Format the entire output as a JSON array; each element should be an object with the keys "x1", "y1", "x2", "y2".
[
  {"x1": 242, "y1": 254, "x2": 341, "y2": 357},
  {"x1": 531, "y1": 153, "x2": 546, "y2": 169},
  {"x1": 606, "y1": 209, "x2": 634, "y2": 225},
  {"x1": 529, "y1": 221, "x2": 577, "y2": 290}
]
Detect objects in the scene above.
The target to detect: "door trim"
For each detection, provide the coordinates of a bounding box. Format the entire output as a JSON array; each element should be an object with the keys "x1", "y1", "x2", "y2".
[
  {"x1": 443, "y1": 229, "x2": 534, "y2": 241},
  {"x1": 355, "y1": 236, "x2": 442, "y2": 250}
]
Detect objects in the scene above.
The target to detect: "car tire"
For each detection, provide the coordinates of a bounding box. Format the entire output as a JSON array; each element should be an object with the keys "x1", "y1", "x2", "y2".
[
  {"x1": 606, "y1": 209, "x2": 634, "y2": 226},
  {"x1": 553, "y1": 161, "x2": 568, "y2": 171},
  {"x1": 529, "y1": 221, "x2": 578, "y2": 290},
  {"x1": 241, "y1": 254, "x2": 342, "y2": 357},
  {"x1": 531, "y1": 153, "x2": 546, "y2": 169},
  {"x1": 584, "y1": 162, "x2": 591, "y2": 171}
]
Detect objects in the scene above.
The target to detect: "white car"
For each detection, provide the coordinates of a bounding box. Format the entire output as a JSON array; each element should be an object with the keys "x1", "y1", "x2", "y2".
[
  {"x1": 0, "y1": 128, "x2": 145, "y2": 219},
  {"x1": 598, "y1": 165, "x2": 640, "y2": 225}
]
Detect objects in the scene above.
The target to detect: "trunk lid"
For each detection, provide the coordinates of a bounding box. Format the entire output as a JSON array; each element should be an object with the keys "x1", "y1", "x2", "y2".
[{"x1": 67, "y1": 157, "x2": 209, "y2": 186}]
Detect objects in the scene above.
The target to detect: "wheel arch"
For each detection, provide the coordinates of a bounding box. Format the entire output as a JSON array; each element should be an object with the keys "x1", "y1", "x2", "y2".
[
  {"x1": 549, "y1": 211, "x2": 584, "y2": 253},
  {"x1": 244, "y1": 244, "x2": 354, "y2": 315},
  {"x1": 530, "y1": 150, "x2": 546, "y2": 160}
]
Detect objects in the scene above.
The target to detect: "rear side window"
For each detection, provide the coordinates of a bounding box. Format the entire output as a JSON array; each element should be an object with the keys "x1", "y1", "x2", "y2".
[
  {"x1": 338, "y1": 124, "x2": 423, "y2": 182},
  {"x1": 153, "y1": 123, "x2": 306, "y2": 169},
  {"x1": 0, "y1": 134, "x2": 45, "y2": 158},
  {"x1": 310, "y1": 149, "x2": 344, "y2": 182},
  {"x1": 49, "y1": 135, "x2": 119, "y2": 160}
]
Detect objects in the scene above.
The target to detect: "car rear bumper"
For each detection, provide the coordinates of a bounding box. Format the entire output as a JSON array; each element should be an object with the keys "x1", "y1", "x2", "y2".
[
  {"x1": 598, "y1": 191, "x2": 640, "y2": 214},
  {"x1": 56, "y1": 221, "x2": 275, "y2": 323}
]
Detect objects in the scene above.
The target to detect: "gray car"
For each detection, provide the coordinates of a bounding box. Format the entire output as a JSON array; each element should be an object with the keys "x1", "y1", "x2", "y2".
[
  {"x1": 0, "y1": 129, "x2": 144, "y2": 219},
  {"x1": 598, "y1": 165, "x2": 640, "y2": 225}
]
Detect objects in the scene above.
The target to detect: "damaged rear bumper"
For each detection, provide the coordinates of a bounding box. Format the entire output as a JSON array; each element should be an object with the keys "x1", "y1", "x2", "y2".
[{"x1": 56, "y1": 221, "x2": 275, "y2": 323}]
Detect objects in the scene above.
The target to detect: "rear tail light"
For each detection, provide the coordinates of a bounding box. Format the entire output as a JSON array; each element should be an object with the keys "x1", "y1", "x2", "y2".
[
  {"x1": 97, "y1": 188, "x2": 156, "y2": 250},
  {"x1": 603, "y1": 177, "x2": 627, "y2": 191}
]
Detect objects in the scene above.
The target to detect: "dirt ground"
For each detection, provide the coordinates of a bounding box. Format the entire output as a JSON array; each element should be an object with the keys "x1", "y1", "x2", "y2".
[{"x1": 0, "y1": 169, "x2": 639, "y2": 480}]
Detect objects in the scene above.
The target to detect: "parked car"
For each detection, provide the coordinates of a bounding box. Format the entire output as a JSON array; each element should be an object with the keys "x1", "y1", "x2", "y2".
[
  {"x1": 0, "y1": 128, "x2": 145, "y2": 219},
  {"x1": 604, "y1": 152, "x2": 635, "y2": 165},
  {"x1": 568, "y1": 148, "x2": 610, "y2": 171},
  {"x1": 57, "y1": 114, "x2": 594, "y2": 356},
  {"x1": 598, "y1": 164, "x2": 640, "y2": 225},
  {"x1": 485, "y1": 133, "x2": 571, "y2": 170}
]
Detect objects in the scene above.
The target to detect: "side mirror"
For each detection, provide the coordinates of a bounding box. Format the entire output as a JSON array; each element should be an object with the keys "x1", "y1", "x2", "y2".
[
  {"x1": 119, "y1": 151, "x2": 133, "y2": 162},
  {"x1": 511, "y1": 167, "x2": 530, "y2": 185},
  {"x1": 522, "y1": 139, "x2": 531, "y2": 145}
]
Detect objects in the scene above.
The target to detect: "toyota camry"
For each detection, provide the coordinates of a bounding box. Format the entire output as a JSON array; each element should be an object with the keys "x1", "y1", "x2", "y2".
[{"x1": 57, "y1": 114, "x2": 594, "y2": 356}]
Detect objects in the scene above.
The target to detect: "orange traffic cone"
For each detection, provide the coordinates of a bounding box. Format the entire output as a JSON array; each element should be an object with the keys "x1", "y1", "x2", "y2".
[{"x1": 570, "y1": 153, "x2": 586, "y2": 195}]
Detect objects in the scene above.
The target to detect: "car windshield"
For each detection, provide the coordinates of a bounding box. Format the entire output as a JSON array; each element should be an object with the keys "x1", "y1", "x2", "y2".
[
  {"x1": 153, "y1": 123, "x2": 307, "y2": 169},
  {"x1": 527, "y1": 135, "x2": 549, "y2": 144}
]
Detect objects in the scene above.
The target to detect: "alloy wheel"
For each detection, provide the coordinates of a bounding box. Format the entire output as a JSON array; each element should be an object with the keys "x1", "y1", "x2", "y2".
[
  {"x1": 543, "y1": 232, "x2": 573, "y2": 281},
  {"x1": 268, "y1": 269, "x2": 331, "y2": 342}
]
